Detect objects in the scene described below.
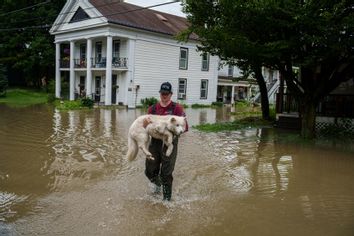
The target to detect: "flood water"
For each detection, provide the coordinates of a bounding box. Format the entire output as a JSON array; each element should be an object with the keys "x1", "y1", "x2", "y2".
[{"x1": 1, "y1": 105, "x2": 354, "y2": 236}]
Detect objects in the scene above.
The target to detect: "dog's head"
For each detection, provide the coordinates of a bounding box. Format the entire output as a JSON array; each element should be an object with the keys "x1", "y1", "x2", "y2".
[{"x1": 167, "y1": 116, "x2": 186, "y2": 136}]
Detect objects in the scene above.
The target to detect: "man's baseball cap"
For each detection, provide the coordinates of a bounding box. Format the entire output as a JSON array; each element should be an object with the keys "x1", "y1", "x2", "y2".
[{"x1": 159, "y1": 82, "x2": 172, "y2": 93}]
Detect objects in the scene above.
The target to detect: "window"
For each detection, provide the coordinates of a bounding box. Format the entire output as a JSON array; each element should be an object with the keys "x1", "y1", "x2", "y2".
[
  {"x1": 201, "y1": 53, "x2": 209, "y2": 71},
  {"x1": 228, "y1": 65, "x2": 234, "y2": 77},
  {"x1": 179, "y1": 48, "x2": 188, "y2": 70},
  {"x1": 178, "y1": 78, "x2": 187, "y2": 100},
  {"x1": 113, "y1": 40, "x2": 120, "y2": 59},
  {"x1": 95, "y1": 42, "x2": 102, "y2": 62},
  {"x1": 200, "y1": 80, "x2": 208, "y2": 99},
  {"x1": 70, "y1": 7, "x2": 90, "y2": 23},
  {"x1": 80, "y1": 44, "x2": 86, "y2": 60}
]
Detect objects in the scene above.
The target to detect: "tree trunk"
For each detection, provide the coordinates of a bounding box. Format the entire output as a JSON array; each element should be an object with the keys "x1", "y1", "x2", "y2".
[
  {"x1": 254, "y1": 66, "x2": 270, "y2": 120},
  {"x1": 300, "y1": 100, "x2": 316, "y2": 139}
]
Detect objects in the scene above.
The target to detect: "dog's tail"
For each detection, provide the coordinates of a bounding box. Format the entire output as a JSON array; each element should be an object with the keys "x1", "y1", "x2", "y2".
[{"x1": 126, "y1": 135, "x2": 138, "y2": 161}]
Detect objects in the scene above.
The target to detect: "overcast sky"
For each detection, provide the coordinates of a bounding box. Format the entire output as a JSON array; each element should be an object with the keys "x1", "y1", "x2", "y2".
[{"x1": 125, "y1": 0, "x2": 185, "y2": 17}]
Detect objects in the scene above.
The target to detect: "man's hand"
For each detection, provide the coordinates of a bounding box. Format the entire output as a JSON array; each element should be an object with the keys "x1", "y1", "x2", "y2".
[{"x1": 143, "y1": 117, "x2": 152, "y2": 128}]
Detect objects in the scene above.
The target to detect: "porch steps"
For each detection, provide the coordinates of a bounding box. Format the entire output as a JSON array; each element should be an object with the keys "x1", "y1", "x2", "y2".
[{"x1": 275, "y1": 114, "x2": 301, "y2": 130}]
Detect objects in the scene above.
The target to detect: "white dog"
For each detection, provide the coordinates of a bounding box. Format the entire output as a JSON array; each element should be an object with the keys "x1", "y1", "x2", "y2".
[{"x1": 126, "y1": 114, "x2": 186, "y2": 161}]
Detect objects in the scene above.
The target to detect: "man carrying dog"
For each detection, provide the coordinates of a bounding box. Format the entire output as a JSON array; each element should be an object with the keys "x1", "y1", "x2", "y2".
[{"x1": 144, "y1": 82, "x2": 188, "y2": 201}]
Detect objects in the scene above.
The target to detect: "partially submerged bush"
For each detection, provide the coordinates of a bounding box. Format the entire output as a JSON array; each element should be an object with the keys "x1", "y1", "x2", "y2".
[
  {"x1": 191, "y1": 103, "x2": 211, "y2": 108},
  {"x1": 141, "y1": 97, "x2": 158, "y2": 108},
  {"x1": 47, "y1": 94, "x2": 56, "y2": 103},
  {"x1": 81, "y1": 97, "x2": 94, "y2": 108},
  {"x1": 211, "y1": 101, "x2": 223, "y2": 107},
  {"x1": 54, "y1": 98, "x2": 94, "y2": 110}
]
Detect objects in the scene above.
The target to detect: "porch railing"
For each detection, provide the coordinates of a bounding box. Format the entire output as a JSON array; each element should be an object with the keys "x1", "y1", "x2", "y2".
[
  {"x1": 276, "y1": 93, "x2": 354, "y2": 118},
  {"x1": 91, "y1": 57, "x2": 128, "y2": 68},
  {"x1": 112, "y1": 57, "x2": 128, "y2": 68},
  {"x1": 74, "y1": 59, "x2": 87, "y2": 68},
  {"x1": 60, "y1": 57, "x2": 128, "y2": 69},
  {"x1": 60, "y1": 59, "x2": 70, "y2": 68}
]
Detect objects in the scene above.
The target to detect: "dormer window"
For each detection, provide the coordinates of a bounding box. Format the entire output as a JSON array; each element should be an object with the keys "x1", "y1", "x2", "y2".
[{"x1": 70, "y1": 7, "x2": 90, "y2": 23}]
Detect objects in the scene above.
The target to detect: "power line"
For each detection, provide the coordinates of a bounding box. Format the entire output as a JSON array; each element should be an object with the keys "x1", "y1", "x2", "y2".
[
  {"x1": 0, "y1": 0, "x2": 131, "y2": 27},
  {"x1": 0, "y1": 0, "x2": 51, "y2": 17},
  {"x1": 0, "y1": 0, "x2": 181, "y2": 32}
]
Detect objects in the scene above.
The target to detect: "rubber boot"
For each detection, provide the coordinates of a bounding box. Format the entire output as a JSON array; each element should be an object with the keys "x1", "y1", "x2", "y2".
[
  {"x1": 153, "y1": 176, "x2": 162, "y2": 194},
  {"x1": 162, "y1": 185, "x2": 172, "y2": 201}
]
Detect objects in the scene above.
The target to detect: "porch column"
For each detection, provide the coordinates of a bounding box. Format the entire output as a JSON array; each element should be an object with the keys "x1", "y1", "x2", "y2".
[
  {"x1": 86, "y1": 38, "x2": 92, "y2": 98},
  {"x1": 231, "y1": 85, "x2": 235, "y2": 104},
  {"x1": 55, "y1": 42, "x2": 61, "y2": 98},
  {"x1": 105, "y1": 35, "x2": 113, "y2": 105},
  {"x1": 69, "y1": 41, "x2": 75, "y2": 101}
]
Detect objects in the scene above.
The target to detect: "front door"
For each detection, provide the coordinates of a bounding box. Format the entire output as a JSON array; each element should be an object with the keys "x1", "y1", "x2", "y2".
[
  {"x1": 95, "y1": 76, "x2": 101, "y2": 102},
  {"x1": 112, "y1": 75, "x2": 117, "y2": 104}
]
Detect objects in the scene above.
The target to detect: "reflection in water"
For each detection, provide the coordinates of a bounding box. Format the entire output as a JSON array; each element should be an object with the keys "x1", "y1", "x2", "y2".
[{"x1": 0, "y1": 105, "x2": 354, "y2": 235}]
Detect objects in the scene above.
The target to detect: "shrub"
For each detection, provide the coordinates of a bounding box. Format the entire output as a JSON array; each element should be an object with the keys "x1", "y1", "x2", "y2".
[
  {"x1": 47, "y1": 79, "x2": 56, "y2": 94},
  {"x1": 211, "y1": 101, "x2": 223, "y2": 107},
  {"x1": 141, "y1": 97, "x2": 158, "y2": 108},
  {"x1": 81, "y1": 97, "x2": 94, "y2": 108},
  {"x1": 191, "y1": 103, "x2": 211, "y2": 108},
  {"x1": 47, "y1": 93, "x2": 56, "y2": 103}
]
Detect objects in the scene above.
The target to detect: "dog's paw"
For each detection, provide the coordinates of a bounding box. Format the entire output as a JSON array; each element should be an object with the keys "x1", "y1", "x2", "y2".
[{"x1": 165, "y1": 147, "x2": 173, "y2": 157}]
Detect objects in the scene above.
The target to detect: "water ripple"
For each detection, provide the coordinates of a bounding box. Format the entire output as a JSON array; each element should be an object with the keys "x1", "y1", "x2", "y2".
[{"x1": 0, "y1": 192, "x2": 28, "y2": 220}]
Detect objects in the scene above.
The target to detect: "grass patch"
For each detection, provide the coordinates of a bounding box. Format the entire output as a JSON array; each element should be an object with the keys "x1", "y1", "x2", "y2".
[
  {"x1": 0, "y1": 88, "x2": 48, "y2": 107},
  {"x1": 194, "y1": 117, "x2": 273, "y2": 132},
  {"x1": 231, "y1": 101, "x2": 261, "y2": 117},
  {"x1": 194, "y1": 101, "x2": 275, "y2": 132}
]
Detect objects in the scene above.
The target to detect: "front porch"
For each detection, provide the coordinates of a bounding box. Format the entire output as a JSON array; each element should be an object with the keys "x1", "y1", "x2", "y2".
[
  {"x1": 217, "y1": 78, "x2": 257, "y2": 104},
  {"x1": 55, "y1": 35, "x2": 135, "y2": 106}
]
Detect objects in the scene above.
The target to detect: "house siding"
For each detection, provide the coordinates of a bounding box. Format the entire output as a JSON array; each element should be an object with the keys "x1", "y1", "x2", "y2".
[{"x1": 133, "y1": 39, "x2": 218, "y2": 106}]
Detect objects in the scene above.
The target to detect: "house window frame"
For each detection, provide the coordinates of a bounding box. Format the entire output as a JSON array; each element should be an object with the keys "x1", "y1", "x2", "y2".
[
  {"x1": 228, "y1": 65, "x2": 234, "y2": 77},
  {"x1": 80, "y1": 43, "x2": 86, "y2": 61},
  {"x1": 201, "y1": 53, "x2": 209, "y2": 71},
  {"x1": 113, "y1": 40, "x2": 120, "y2": 59},
  {"x1": 178, "y1": 78, "x2": 187, "y2": 100},
  {"x1": 179, "y1": 47, "x2": 188, "y2": 70},
  {"x1": 200, "y1": 79, "x2": 208, "y2": 99},
  {"x1": 95, "y1": 42, "x2": 102, "y2": 62}
]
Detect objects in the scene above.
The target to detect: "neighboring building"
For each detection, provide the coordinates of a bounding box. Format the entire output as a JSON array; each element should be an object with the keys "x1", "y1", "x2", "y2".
[
  {"x1": 275, "y1": 77, "x2": 354, "y2": 131},
  {"x1": 217, "y1": 63, "x2": 279, "y2": 105},
  {"x1": 253, "y1": 67, "x2": 281, "y2": 104},
  {"x1": 50, "y1": 0, "x2": 218, "y2": 108}
]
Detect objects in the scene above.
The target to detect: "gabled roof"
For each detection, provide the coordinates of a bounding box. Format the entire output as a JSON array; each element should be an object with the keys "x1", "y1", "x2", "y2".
[{"x1": 89, "y1": 0, "x2": 198, "y2": 40}]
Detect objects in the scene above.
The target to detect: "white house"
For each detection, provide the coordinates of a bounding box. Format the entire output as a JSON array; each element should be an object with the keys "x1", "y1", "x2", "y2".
[
  {"x1": 216, "y1": 62, "x2": 280, "y2": 105},
  {"x1": 50, "y1": 0, "x2": 219, "y2": 108},
  {"x1": 217, "y1": 63, "x2": 257, "y2": 104}
]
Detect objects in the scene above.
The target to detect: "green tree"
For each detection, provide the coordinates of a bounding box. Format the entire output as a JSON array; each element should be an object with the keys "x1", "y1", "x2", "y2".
[
  {"x1": 0, "y1": 0, "x2": 65, "y2": 87},
  {"x1": 181, "y1": 0, "x2": 354, "y2": 139}
]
